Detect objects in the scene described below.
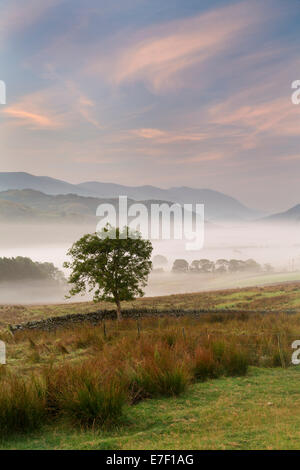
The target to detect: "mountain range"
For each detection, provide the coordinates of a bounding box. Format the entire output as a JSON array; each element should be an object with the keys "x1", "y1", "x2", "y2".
[
  {"x1": 0, "y1": 189, "x2": 172, "y2": 224},
  {"x1": 1, "y1": 172, "x2": 299, "y2": 223},
  {"x1": 0, "y1": 189, "x2": 212, "y2": 230},
  {"x1": 262, "y1": 204, "x2": 300, "y2": 223},
  {"x1": 0, "y1": 172, "x2": 261, "y2": 222}
]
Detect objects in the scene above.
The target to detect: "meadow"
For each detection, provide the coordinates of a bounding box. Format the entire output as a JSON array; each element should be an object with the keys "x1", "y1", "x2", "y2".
[
  {"x1": 1, "y1": 282, "x2": 300, "y2": 449},
  {"x1": 2, "y1": 281, "x2": 300, "y2": 327}
]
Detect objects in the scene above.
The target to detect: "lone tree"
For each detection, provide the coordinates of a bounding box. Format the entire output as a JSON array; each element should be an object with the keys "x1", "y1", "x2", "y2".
[{"x1": 64, "y1": 225, "x2": 153, "y2": 320}]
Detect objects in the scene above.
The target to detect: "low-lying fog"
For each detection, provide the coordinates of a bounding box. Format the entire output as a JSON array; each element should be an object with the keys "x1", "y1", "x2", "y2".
[{"x1": 0, "y1": 222, "x2": 299, "y2": 304}]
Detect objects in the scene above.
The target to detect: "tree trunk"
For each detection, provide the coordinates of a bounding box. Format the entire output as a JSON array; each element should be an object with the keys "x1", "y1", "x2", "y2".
[{"x1": 116, "y1": 299, "x2": 122, "y2": 321}]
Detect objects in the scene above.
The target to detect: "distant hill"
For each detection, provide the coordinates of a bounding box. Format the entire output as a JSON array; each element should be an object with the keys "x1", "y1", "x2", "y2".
[
  {"x1": 0, "y1": 199, "x2": 37, "y2": 220},
  {"x1": 0, "y1": 172, "x2": 260, "y2": 222},
  {"x1": 0, "y1": 190, "x2": 130, "y2": 223},
  {"x1": 78, "y1": 182, "x2": 260, "y2": 221},
  {"x1": 0, "y1": 189, "x2": 202, "y2": 225},
  {"x1": 261, "y1": 204, "x2": 300, "y2": 223},
  {"x1": 0, "y1": 172, "x2": 87, "y2": 196}
]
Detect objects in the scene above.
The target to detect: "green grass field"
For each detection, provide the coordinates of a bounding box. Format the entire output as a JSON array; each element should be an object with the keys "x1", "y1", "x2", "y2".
[{"x1": 1, "y1": 367, "x2": 300, "y2": 450}]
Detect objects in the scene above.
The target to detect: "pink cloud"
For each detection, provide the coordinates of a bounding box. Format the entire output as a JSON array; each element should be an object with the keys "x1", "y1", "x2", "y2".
[
  {"x1": 3, "y1": 107, "x2": 56, "y2": 128},
  {"x1": 1, "y1": 82, "x2": 102, "y2": 130},
  {"x1": 209, "y1": 96, "x2": 300, "y2": 142},
  {"x1": 1, "y1": 88, "x2": 66, "y2": 129},
  {"x1": 88, "y1": 1, "x2": 274, "y2": 93},
  {"x1": 131, "y1": 128, "x2": 207, "y2": 143}
]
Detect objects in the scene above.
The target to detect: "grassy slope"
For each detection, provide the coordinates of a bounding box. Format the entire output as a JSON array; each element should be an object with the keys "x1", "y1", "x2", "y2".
[
  {"x1": 148, "y1": 271, "x2": 300, "y2": 296},
  {"x1": 2, "y1": 283, "x2": 300, "y2": 450},
  {"x1": 1, "y1": 367, "x2": 300, "y2": 450},
  {"x1": 1, "y1": 281, "x2": 300, "y2": 328}
]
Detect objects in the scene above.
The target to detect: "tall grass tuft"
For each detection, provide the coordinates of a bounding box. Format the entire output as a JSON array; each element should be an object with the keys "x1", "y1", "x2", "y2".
[
  {"x1": 211, "y1": 341, "x2": 249, "y2": 376},
  {"x1": 129, "y1": 345, "x2": 190, "y2": 399},
  {"x1": 192, "y1": 347, "x2": 222, "y2": 382},
  {"x1": 61, "y1": 378, "x2": 125, "y2": 428},
  {"x1": 44, "y1": 364, "x2": 126, "y2": 428},
  {"x1": 222, "y1": 349, "x2": 249, "y2": 376},
  {"x1": 0, "y1": 376, "x2": 46, "y2": 439}
]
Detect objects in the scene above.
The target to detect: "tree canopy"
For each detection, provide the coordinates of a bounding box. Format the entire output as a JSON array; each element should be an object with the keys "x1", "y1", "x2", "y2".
[{"x1": 64, "y1": 225, "x2": 153, "y2": 319}]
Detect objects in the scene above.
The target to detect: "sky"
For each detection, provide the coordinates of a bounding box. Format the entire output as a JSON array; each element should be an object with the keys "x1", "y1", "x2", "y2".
[{"x1": 0, "y1": 0, "x2": 300, "y2": 212}]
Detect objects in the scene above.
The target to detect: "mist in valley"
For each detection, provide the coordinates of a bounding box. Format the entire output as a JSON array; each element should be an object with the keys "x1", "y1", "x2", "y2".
[{"x1": 0, "y1": 221, "x2": 299, "y2": 304}]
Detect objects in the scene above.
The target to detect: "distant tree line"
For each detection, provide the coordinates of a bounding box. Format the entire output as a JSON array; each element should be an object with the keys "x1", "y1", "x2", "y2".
[
  {"x1": 152, "y1": 254, "x2": 275, "y2": 275},
  {"x1": 0, "y1": 256, "x2": 65, "y2": 283},
  {"x1": 171, "y1": 258, "x2": 273, "y2": 274},
  {"x1": 152, "y1": 254, "x2": 273, "y2": 274}
]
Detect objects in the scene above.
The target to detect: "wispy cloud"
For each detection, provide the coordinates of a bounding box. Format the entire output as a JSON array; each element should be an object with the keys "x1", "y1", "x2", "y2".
[
  {"x1": 3, "y1": 107, "x2": 57, "y2": 128},
  {"x1": 1, "y1": 80, "x2": 103, "y2": 131},
  {"x1": 69, "y1": 87, "x2": 103, "y2": 130},
  {"x1": 2, "y1": 87, "x2": 66, "y2": 129},
  {"x1": 88, "y1": 1, "x2": 276, "y2": 93},
  {"x1": 2, "y1": 0, "x2": 300, "y2": 211},
  {"x1": 131, "y1": 128, "x2": 207, "y2": 143},
  {"x1": 208, "y1": 91, "x2": 300, "y2": 151}
]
